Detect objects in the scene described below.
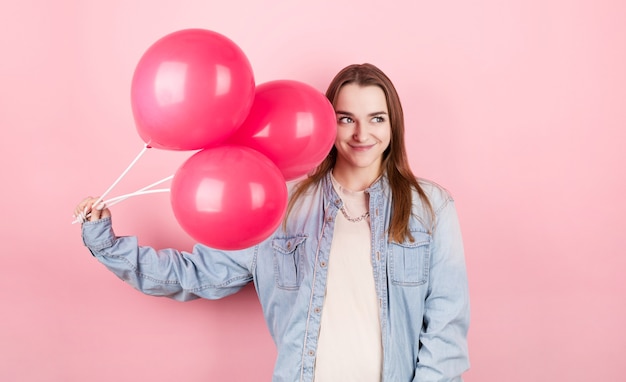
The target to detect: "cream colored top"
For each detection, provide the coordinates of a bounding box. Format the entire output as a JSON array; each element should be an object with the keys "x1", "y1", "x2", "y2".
[{"x1": 313, "y1": 175, "x2": 382, "y2": 381}]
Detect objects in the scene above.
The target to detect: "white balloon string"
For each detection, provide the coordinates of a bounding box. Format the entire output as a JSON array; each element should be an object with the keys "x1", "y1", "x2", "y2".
[
  {"x1": 90, "y1": 143, "x2": 150, "y2": 209},
  {"x1": 110, "y1": 174, "x2": 174, "y2": 201},
  {"x1": 71, "y1": 174, "x2": 173, "y2": 225},
  {"x1": 102, "y1": 174, "x2": 174, "y2": 206},
  {"x1": 104, "y1": 188, "x2": 171, "y2": 207},
  {"x1": 71, "y1": 144, "x2": 173, "y2": 225}
]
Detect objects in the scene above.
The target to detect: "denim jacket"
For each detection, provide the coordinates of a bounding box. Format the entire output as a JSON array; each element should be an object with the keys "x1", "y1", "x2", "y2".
[{"x1": 82, "y1": 172, "x2": 470, "y2": 381}]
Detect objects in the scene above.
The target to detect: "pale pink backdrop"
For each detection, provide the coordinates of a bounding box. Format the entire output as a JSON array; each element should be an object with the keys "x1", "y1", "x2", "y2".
[{"x1": 1, "y1": 0, "x2": 624, "y2": 381}]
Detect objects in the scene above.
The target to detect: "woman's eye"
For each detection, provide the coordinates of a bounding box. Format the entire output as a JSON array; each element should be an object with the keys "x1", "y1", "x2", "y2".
[
  {"x1": 338, "y1": 116, "x2": 353, "y2": 124},
  {"x1": 372, "y1": 116, "x2": 385, "y2": 123}
]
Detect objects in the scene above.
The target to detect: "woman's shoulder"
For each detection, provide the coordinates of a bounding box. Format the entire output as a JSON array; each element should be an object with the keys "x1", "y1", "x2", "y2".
[
  {"x1": 416, "y1": 177, "x2": 454, "y2": 213},
  {"x1": 286, "y1": 177, "x2": 321, "y2": 197},
  {"x1": 286, "y1": 179, "x2": 301, "y2": 195}
]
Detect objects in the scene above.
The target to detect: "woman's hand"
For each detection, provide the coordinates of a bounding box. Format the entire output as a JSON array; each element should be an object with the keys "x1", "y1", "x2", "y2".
[{"x1": 74, "y1": 197, "x2": 111, "y2": 223}]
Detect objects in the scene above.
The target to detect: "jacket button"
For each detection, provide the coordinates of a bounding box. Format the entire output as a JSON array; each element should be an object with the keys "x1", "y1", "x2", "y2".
[
  {"x1": 320, "y1": 261, "x2": 327, "y2": 268},
  {"x1": 314, "y1": 307, "x2": 321, "y2": 314}
]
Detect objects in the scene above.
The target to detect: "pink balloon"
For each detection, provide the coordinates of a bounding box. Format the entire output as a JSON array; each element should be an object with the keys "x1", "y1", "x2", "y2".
[
  {"x1": 131, "y1": 29, "x2": 255, "y2": 150},
  {"x1": 170, "y1": 146, "x2": 287, "y2": 250},
  {"x1": 226, "y1": 80, "x2": 337, "y2": 180}
]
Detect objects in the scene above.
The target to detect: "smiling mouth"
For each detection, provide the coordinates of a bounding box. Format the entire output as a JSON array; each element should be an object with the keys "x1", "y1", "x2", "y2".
[{"x1": 349, "y1": 144, "x2": 374, "y2": 151}]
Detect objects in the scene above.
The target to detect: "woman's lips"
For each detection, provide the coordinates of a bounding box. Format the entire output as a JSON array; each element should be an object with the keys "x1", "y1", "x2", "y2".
[{"x1": 349, "y1": 144, "x2": 374, "y2": 151}]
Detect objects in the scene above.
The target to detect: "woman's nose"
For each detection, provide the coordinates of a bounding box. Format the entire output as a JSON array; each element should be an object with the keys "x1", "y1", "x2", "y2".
[{"x1": 352, "y1": 123, "x2": 366, "y2": 141}]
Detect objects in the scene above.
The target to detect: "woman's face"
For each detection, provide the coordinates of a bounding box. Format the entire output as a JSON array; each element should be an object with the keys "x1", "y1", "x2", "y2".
[{"x1": 333, "y1": 83, "x2": 391, "y2": 176}]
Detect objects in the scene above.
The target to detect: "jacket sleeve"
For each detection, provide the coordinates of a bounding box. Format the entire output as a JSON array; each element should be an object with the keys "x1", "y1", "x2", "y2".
[
  {"x1": 414, "y1": 197, "x2": 470, "y2": 381},
  {"x1": 81, "y1": 217, "x2": 256, "y2": 301}
]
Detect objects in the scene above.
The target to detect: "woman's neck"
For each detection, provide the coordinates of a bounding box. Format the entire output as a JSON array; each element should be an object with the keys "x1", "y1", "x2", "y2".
[{"x1": 331, "y1": 165, "x2": 382, "y2": 191}]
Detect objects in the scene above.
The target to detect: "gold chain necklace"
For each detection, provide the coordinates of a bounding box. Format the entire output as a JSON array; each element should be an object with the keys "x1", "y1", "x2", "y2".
[
  {"x1": 330, "y1": 171, "x2": 370, "y2": 223},
  {"x1": 340, "y1": 205, "x2": 370, "y2": 223}
]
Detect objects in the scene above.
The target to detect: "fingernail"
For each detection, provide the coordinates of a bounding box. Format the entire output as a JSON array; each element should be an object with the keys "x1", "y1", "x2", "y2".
[{"x1": 95, "y1": 202, "x2": 105, "y2": 211}]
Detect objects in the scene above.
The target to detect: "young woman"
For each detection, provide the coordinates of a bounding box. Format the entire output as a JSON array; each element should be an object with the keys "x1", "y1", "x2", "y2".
[{"x1": 75, "y1": 63, "x2": 470, "y2": 381}]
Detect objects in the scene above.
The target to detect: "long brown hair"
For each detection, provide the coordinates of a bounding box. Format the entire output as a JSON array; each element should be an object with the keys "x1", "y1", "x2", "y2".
[{"x1": 286, "y1": 63, "x2": 433, "y2": 242}]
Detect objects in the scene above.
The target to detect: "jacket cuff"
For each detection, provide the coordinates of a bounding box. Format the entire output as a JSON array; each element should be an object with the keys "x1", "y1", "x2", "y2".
[{"x1": 81, "y1": 217, "x2": 116, "y2": 252}]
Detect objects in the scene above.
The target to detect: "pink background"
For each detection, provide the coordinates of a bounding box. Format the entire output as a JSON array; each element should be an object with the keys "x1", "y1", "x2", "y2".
[{"x1": 1, "y1": 0, "x2": 625, "y2": 381}]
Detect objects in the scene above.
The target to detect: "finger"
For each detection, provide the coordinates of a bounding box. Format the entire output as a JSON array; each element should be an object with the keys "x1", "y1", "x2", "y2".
[
  {"x1": 89, "y1": 201, "x2": 105, "y2": 221},
  {"x1": 74, "y1": 196, "x2": 93, "y2": 218},
  {"x1": 99, "y1": 205, "x2": 111, "y2": 219},
  {"x1": 74, "y1": 196, "x2": 99, "y2": 221}
]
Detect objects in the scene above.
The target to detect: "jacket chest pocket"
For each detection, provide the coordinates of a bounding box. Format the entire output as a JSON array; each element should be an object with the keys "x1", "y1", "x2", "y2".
[
  {"x1": 389, "y1": 232, "x2": 431, "y2": 286},
  {"x1": 272, "y1": 235, "x2": 307, "y2": 290}
]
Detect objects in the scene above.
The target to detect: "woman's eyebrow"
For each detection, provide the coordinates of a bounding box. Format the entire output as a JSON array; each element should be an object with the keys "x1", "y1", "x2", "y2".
[
  {"x1": 368, "y1": 111, "x2": 388, "y2": 116},
  {"x1": 335, "y1": 110, "x2": 353, "y2": 116},
  {"x1": 335, "y1": 111, "x2": 388, "y2": 116}
]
